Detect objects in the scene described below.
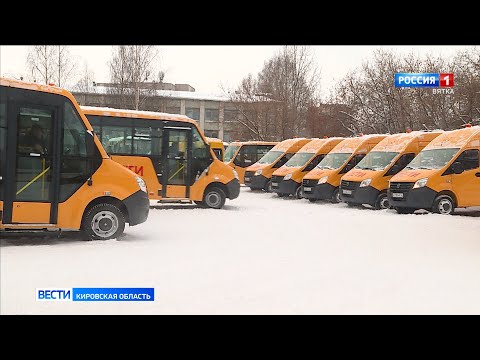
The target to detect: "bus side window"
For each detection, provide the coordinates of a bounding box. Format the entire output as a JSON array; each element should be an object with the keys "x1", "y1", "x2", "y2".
[
  {"x1": 273, "y1": 153, "x2": 291, "y2": 168},
  {"x1": 60, "y1": 101, "x2": 101, "y2": 202},
  {"x1": 191, "y1": 128, "x2": 213, "y2": 184},
  {"x1": 455, "y1": 149, "x2": 479, "y2": 171}
]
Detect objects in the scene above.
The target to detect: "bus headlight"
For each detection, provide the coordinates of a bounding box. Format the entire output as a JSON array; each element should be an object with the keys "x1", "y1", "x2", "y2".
[
  {"x1": 318, "y1": 176, "x2": 328, "y2": 184},
  {"x1": 255, "y1": 169, "x2": 263, "y2": 176},
  {"x1": 232, "y1": 169, "x2": 239, "y2": 180},
  {"x1": 284, "y1": 173, "x2": 292, "y2": 180},
  {"x1": 360, "y1": 178, "x2": 372, "y2": 187},
  {"x1": 136, "y1": 176, "x2": 147, "y2": 193},
  {"x1": 413, "y1": 178, "x2": 428, "y2": 189}
]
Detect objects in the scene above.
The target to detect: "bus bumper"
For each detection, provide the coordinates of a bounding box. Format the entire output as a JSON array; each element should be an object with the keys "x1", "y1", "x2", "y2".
[
  {"x1": 341, "y1": 186, "x2": 379, "y2": 206},
  {"x1": 274, "y1": 179, "x2": 300, "y2": 195},
  {"x1": 302, "y1": 183, "x2": 336, "y2": 200},
  {"x1": 123, "y1": 190, "x2": 150, "y2": 226},
  {"x1": 388, "y1": 187, "x2": 437, "y2": 210},
  {"x1": 226, "y1": 179, "x2": 241, "y2": 200},
  {"x1": 250, "y1": 175, "x2": 269, "y2": 190}
]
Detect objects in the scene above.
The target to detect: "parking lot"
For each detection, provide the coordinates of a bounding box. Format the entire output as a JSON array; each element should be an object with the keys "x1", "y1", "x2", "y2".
[{"x1": 1, "y1": 186, "x2": 479, "y2": 314}]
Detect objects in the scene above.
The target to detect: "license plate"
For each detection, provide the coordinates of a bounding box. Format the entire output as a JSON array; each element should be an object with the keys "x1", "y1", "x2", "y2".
[
  {"x1": 392, "y1": 192, "x2": 403, "y2": 198},
  {"x1": 303, "y1": 187, "x2": 312, "y2": 192},
  {"x1": 245, "y1": 177, "x2": 250, "y2": 181},
  {"x1": 342, "y1": 189, "x2": 352, "y2": 195},
  {"x1": 272, "y1": 182, "x2": 278, "y2": 186}
]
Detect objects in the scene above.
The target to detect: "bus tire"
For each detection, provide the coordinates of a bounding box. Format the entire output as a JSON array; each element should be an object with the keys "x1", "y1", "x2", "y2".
[
  {"x1": 374, "y1": 193, "x2": 390, "y2": 210},
  {"x1": 264, "y1": 181, "x2": 273, "y2": 193},
  {"x1": 331, "y1": 188, "x2": 341, "y2": 203},
  {"x1": 295, "y1": 186, "x2": 303, "y2": 199},
  {"x1": 432, "y1": 195, "x2": 455, "y2": 215},
  {"x1": 203, "y1": 187, "x2": 226, "y2": 209},
  {"x1": 82, "y1": 203, "x2": 126, "y2": 240}
]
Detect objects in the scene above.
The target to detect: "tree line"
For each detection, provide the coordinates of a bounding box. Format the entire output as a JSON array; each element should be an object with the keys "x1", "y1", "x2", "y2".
[{"x1": 20, "y1": 45, "x2": 480, "y2": 139}]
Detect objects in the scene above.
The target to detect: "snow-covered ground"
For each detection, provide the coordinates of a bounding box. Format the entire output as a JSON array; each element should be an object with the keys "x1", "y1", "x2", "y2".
[{"x1": 1, "y1": 186, "x2": 479, "y2": 315}]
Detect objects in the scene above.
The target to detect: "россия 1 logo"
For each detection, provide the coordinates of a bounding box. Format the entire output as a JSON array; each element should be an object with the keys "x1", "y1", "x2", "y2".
[{"x1": 394, "y1": 73, "x2": 454, "y2": 94}]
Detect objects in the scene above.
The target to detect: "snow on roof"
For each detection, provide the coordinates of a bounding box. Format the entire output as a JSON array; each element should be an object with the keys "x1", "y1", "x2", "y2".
[
  {"x1": 82, "y1": 86, "x2": 230, "y2": 102},
  {"x1": 80, "y1": 105, "x2": 192, "y2": 121},
  {"x1": 425, "y1": 126, "x2": 480, "y2": 149}
]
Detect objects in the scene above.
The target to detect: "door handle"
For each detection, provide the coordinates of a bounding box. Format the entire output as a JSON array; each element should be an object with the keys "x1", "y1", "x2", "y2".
[{"x1": 476, "y1": 172, "x2": 480, "y2": 177}]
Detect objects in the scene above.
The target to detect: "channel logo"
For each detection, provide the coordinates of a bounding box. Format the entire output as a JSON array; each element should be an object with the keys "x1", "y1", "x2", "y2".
[
  {"x1": 394, "y1": 73, "x2": 454, "y2": 88},
  {"x1": 36, "y1": 287, "x2": 155, "y2": 301}
]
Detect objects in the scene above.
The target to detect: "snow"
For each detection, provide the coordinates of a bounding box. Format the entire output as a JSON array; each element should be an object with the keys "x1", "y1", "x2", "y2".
[
  {"x1": 1, "y1": 187, "x2": 480, "y2": 315},
  {"x1": 86, "y1": 86, "x2": 230, "y2": 102}
]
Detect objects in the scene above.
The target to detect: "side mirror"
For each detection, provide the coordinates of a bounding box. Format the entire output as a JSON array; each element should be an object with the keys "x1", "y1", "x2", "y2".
[
  {"x1": 86, "y1": 131, "x2": 96, "y2": 157},
  {"x1": 451, "y1": 161, "x2": 464, "y2": 174},
  {"x1": 387, "y1": 164, "x2": 401, "y2": 176}
]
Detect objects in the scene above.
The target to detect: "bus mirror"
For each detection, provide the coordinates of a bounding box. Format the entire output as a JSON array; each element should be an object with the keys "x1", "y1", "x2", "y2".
[
  {"x1": 452, "y1": 162, "x2": 464, "y2": 174},
  {"x1": 86, "y1": 131, "x2": 96, "y2": 157},
  {"x1": 387, "y1": 164, "x2": 401, "y2": 176}
]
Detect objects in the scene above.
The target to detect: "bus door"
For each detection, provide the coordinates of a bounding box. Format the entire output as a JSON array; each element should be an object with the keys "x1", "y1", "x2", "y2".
[
  {"x1": 161, "y1": 126, "x2": 192, "y2": 199},
  {"x1": 3, "y1": 98, "x2": 60, "y2": 225}
]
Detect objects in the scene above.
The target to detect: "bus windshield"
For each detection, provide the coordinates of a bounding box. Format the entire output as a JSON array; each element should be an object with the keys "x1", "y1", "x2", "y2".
[
  {"x1": 284, "y1": 152, "x2": 315, "y2": 167},
  {"x1": 405, "y1": 148, "x2": 460, "y2": 170},
  {"x1": 355, "y1": 151, "x2": 399, "y2": 171},
  {"x1": 224, "y1": 145, "x2": 239, "y2": 162},
  {"x1": 316, "y1": 153, "x2": 351, "y2": 170},
  {"x1": 257, "y1": 151, "x2": 284, "y2": 165}
]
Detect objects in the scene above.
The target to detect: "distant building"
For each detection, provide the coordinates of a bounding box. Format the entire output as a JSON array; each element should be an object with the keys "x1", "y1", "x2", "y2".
[{"x1": 72, "y1": 82, "x2": 243, "y2": 142}]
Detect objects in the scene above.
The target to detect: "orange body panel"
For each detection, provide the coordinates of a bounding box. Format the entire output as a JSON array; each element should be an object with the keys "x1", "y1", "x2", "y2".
[
  {"x1": 224, "y1": 141, "x2": 278, "y2": 184},
  {"x1": 80, "y1": 106, "x2": 237, "y2": 203},
  {"x1": 341, "y1": 131, "x2": 443, "y2": 192},
  {"x1": 245, "y1": 138, "x2": 312, "y2": 181},
  {"x1": 390, "y1": 126, "x2": 480, "y2": 208},
  {"x1": 304, "y1": 135, "x2": 388, "y2": 187},
  {"x1": 272, "y1": 138, "x2": 344, "y2": 184},
  {"x1": 0, "y1": 78, "x2": 146, "y2": 232}
]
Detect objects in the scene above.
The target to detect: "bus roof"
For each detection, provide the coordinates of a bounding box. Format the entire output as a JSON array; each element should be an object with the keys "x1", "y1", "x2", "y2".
[
  {"x1": 271, "y1": 138, "x2": 311, "y2": 152},
  {"x1": 330, "y1": 134, "x2": 387, "y2": 153},
  {"x1": 80, "y1": 105, "x2": 196, "y2": 124},
  {"x1": 372, "y1": 130, "x2": 444, "y2": 152},
  {"x1": 228, "y1": 141, "x2": 278, "y2": 147},
  {"x1": 297, "y1": 137, "x2": 344, "y2": 153},
  {"x1": 424, "y1": 126, "x2": 480, "y2": 150},
  {"x1": 1, "y1": 77, "x2": 77, "y2": 104}
]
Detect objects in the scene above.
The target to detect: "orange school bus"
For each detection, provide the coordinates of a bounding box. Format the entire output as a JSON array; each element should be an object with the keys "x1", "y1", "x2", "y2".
[
  {"x1": 339, "y1": 131, "x2": 443, "y2": 209},
  {"x1": 81, "y1": 106, "x2": 240, "y2": 209},
  {"x1": 388, "y1": 125, "x2": 480, "y2": 214},
  {"x1": 244, "y1": 138, "x2": 311, "y2": 192},
  {"x1": 271, "y1": 137, "x2": 344, "y2": 198},
  {"x1": 224, "y1": 141, "x2": 278, "y2": 184},
  {"x1": 302, "y1": 134, "x2": 387, "y2": 203},
  {"x1": 0, "y1": 78, "x2": 150, "y2": 240}
]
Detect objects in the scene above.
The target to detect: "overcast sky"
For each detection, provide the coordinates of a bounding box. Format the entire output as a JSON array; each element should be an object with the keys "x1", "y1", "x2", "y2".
[{"x1": 0, "y1": 45, "x2": 476, "y2": 98}]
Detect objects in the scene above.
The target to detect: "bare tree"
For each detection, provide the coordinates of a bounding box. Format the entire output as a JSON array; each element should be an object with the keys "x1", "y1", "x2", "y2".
[
  {"x1": 227, "y1": 46, "x2": 320, "y2": 140},
  {"x1": 26, "y1": 45, "x2": 76, "y2": 88},
  {"x1": 108, "y1": 45, "x2": 162, "y2": 110},
  {"x1": 74, "y1": 62, "x2": 96, "y2": 93},
  {"x1": 53, "y1": 45, "x2": 77, "y2": 88},
  {"x1": 27, "y1": 45, "x2": 56, "y2": 84}
]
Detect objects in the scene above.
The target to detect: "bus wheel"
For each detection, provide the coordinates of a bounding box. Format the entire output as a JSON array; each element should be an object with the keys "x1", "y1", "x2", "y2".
[
  {"x1": 82, "y1": 203, "x2": 125, "y2": 240},
  {"x1": 374, "y1": 193, "x2": 390, "y2": 210},
  {"x1": 264, "y1": 181, "x2": 273, "y2": 193},
  {"x1": 432, "y1": 195, "x2": 455, "y2": 215},
  {"x1": 395, "y1": 207, "x2": 416, "y2": 214},
  {"x1": 295, "y1": 186, "x2": 303, "y2": 199},
  {"x1": 204, "y1": 187, "x2": 226, "y2": 209},
  {"x1": 331, "y1": 188, "x2": 341, "y2": 203}
]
